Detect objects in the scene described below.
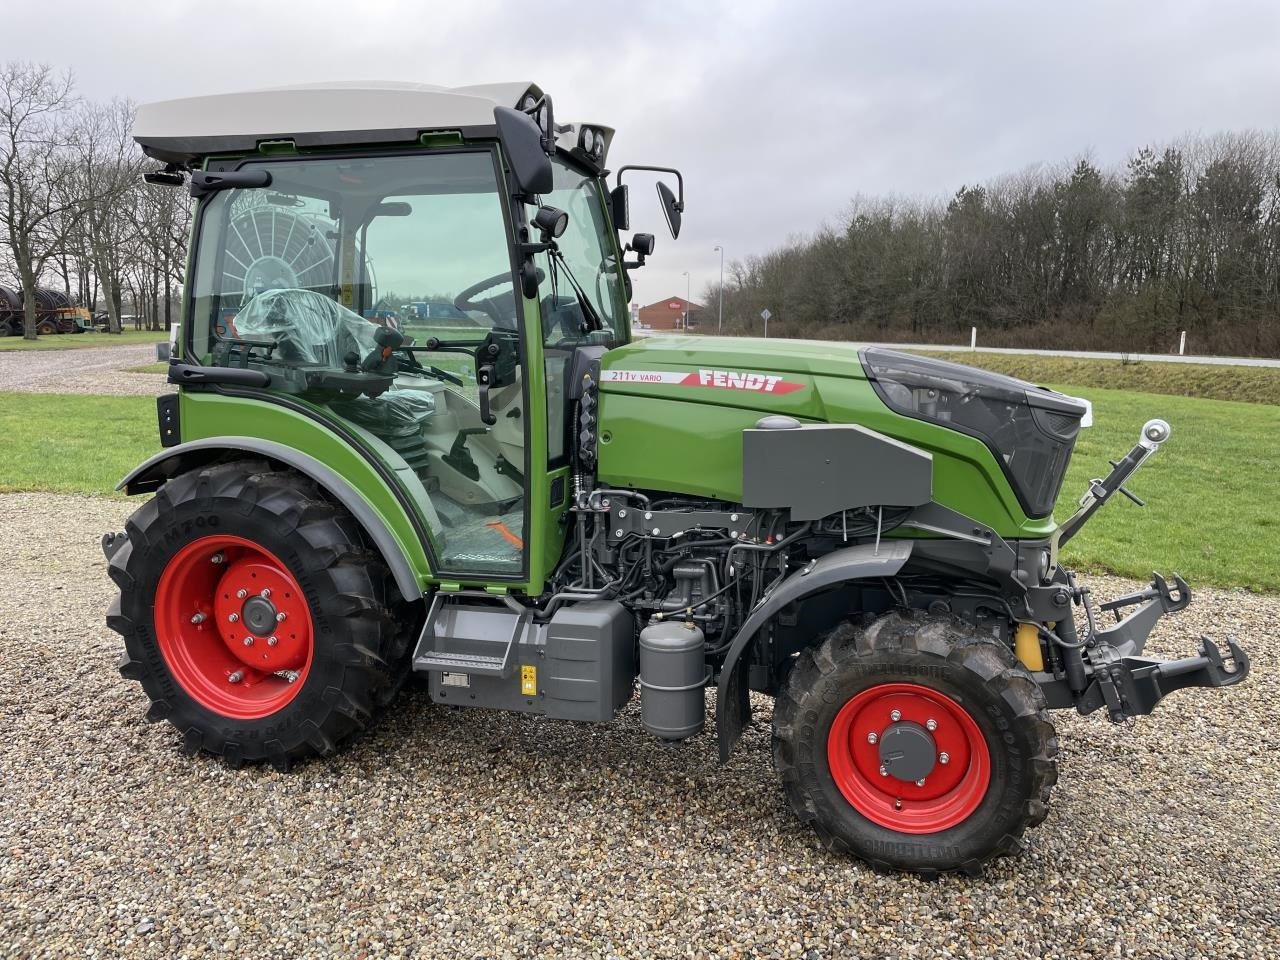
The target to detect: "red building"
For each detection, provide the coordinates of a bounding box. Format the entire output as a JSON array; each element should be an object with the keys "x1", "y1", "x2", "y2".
[{"x1": 636, "y1": 296, "x2": 701, "y2": 331}]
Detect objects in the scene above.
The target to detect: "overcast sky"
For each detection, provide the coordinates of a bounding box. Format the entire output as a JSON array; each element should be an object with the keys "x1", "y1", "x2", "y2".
[{"x1": 10, "y1": 0, "x2": 1280, "y2": 313}]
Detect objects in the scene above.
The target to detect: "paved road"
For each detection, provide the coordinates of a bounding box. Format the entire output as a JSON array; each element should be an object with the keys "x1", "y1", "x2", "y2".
[
  {"x1": 0, "y1": 343, "x2": 169, "y2": 396},
  {"x1": 877, "y1": 342, "x2": 1280, "y2": 368},
  {"x1": 638, "y1": 330, "x2": 1280, "y2": 367}
]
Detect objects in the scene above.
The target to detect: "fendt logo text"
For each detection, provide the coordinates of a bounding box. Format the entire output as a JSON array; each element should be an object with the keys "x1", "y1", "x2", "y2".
[
  {"x1": 600, "y1": 369, "x2": 804, "y2": 394},
  {"x1": 698, "y1": 369, "x2": 790, "y2": 392}
]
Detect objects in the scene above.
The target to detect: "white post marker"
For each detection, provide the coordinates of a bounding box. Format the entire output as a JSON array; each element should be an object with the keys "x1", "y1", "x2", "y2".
[
  {"x1": 1179, "y1": 330, "x2": 1187, "y2": 356},
  {"x1": 761, "y1": 307, "x2": 772, "y2": 338},
  {"x1": 971, "y1": 326, "x2": 977, "y2": 351}
]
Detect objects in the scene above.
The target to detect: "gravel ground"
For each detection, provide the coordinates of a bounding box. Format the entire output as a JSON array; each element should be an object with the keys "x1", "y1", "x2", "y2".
[
  {"x1": 1, "y1": 492, "x2": 1276, "y2": 959},
  {"x1": 0, "y1": 344, "x2": 169, "y2": 396}
]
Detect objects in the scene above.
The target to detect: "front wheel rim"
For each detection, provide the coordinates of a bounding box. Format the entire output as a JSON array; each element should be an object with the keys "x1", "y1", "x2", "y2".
[
  {"x1": 153, "y1": 534, "x2": 314, "y2": 720},
  {"x1": 827, "y1": 682, "x2": 991, "y2": 834}
]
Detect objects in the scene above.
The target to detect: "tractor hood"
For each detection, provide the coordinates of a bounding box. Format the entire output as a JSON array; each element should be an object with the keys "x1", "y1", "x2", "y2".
[
  {"x1": 597, "y1": 335, "x2": 1091, "y2": 527},
  {"x1": 603, "y1": 334, "x2": 871, "y2": 385}
]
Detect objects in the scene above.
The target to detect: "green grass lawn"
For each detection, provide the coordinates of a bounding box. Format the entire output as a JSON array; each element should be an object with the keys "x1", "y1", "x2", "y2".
[
  {"x1": 126, "y1": 362, "x2": 170, "y2": 374},
  {"x1": 0, "y1": 393, "x2": 159, "y2": 495},
  {"x1": 0, "y1": 329, "x2": 168, "y2": 351},
  {"x1": 0, "y1": 381, "x2": 1275, "y2": 590},
  {"x1": 926, "y1": 350, "x2": 1280, "y2": 405},
  {"x1": 1054, "y1": 384, "x2": 1279, "y2": 591}
]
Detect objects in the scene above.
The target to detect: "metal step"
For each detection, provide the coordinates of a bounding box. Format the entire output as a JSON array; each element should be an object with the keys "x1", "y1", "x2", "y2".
[
  {"x1": 414, "y1": 650, "x2": 509, "y2": 676},
  {"x1": 411, "y1": 591, "x2": 529, "y2": 679}
]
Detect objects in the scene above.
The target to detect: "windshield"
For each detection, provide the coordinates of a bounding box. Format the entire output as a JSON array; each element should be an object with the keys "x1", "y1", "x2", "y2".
[{"x1": 529, "y1": 158, "x2": 626, "y2": 344}]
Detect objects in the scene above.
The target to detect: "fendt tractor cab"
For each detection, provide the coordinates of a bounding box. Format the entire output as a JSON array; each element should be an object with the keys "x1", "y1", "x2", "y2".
[{"x1": 106, "y1": 82, "x2": 1250, "y2": 874}]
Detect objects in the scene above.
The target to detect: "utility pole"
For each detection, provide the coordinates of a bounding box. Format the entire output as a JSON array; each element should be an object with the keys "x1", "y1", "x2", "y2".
[
  {"x1": 681, "y1": 270, "x2": 690, "y2": 330},
  {"x1": 713, "y1": 244, "x2": 724, "y2": 335}
]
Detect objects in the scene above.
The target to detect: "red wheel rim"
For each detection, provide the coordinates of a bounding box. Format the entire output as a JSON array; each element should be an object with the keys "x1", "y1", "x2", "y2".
[
  {"x1": 153, "y1": 534, "x2": 314, "y2": 720},
  {"x1": 827, "y1": 682, "x2": 991, "y2": 834}
]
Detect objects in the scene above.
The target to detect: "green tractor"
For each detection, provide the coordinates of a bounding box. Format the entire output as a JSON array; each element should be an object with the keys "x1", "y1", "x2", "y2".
[{"x1": 106, "y1": 82, "x2": 1249, "y2": 874}]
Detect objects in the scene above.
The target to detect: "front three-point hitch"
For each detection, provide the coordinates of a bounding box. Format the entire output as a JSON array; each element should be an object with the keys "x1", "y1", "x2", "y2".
[{"x1": 1043, "y1": 420, "x2": 1251, "y2": 722}]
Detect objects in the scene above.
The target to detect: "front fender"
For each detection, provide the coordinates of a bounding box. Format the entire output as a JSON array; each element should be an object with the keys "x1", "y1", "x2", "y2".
[
  {"x1": 714, "y1": 539, "x2": 913, "y2": 760},
  {"x1": 117, "y1": 437, "x2": 425, "y2": 600}
]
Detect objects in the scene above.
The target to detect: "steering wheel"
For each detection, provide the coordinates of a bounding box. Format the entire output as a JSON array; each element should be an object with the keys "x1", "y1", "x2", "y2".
[{"x1": 454, "y1": 271, "x2": 519, "y2": 328}]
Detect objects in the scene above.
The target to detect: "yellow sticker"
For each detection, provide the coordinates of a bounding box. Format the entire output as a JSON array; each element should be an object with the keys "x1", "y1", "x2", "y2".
[{"x1": 521, "y1": 665, "x2": 537, "y2": 696}]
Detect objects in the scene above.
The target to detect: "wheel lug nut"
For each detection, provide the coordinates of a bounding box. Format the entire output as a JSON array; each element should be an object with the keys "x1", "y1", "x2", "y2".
[
  {"x1": 890, "y1": 709, "x2": 902, "y2": 722},
  {"x1": 939, "y1": 752, "x2": 950, "y2": 765},
  {"x1": 866, "y1": 732, "x2": 878, "y2": 744},
  {"x1": 879, "y1": 765, "x2": 888, "y2": 777},
  {"x1": 926, "y1": 718, "x2": 937, "y2": 731},
  {"x1": 260, "y1": 588, "x2": 271, "y2": 598},
  {"x1": 915, "y1": 778, "x2": 926, "y2": 787},
  {"x1": 243, "y1": 636, "x2": 254, "y2": 646},
  {"x1": 275, "y1": 612, "x2": 287, "y2": 623},
  {"x1": 228, "y1": 613, "x2": 239, "y2": 623},
  {"x1": 267, "y1": 636, "x2": 278, "y2": 647},
  {"x1": 228, "y1": 670, "x2": 243, "y2": 683},
  {"x1": 190, "y1": 613, "x2": 205, "y2": 625},
  {"x1": 236, "y1": 588, "x2": 248, "y2": 599},
  {"x1": 210, "y1": 553, "x2": 224, "y2": 565}
]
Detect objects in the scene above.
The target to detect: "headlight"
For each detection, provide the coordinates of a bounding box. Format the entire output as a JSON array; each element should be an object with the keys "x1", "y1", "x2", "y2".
[
  {"x1": 581, "y1": 127, "x2": 595, "y2": 153},
  {"x1": 861, "y1": 347, "x2": 1089, "y2": 518}
]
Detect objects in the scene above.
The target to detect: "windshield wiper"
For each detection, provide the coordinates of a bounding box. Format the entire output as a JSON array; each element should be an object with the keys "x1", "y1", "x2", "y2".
[{"x1": 548, "y1": 248, "x2": 604, "y2": 333}]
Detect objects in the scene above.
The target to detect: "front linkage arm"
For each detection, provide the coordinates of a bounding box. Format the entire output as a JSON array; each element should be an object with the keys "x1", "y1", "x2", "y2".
[
  {"x1": 1070, "y1": 571, "x2": 1250, "y2": 721},
  {"x1": 1036, "y1": 419, "x2": 1252, "y2": 722}
]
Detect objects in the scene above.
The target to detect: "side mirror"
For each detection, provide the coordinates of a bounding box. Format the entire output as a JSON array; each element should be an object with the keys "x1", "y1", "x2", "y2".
[
  {"x1": 494, "y1": 106, "x2": 553, "y2": 195},
  {"x1": 610, "y1": 184, "x2": 630, "y2": 231},
  {"x1": 657, "y1": 181, "x2": 682, "y2": 239},
  {"x1": 615, "y1": 165, "x2": 686, "y2": 239}
]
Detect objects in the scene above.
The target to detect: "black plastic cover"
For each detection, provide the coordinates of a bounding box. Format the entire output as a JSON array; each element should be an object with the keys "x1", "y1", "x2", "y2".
[{"x1": 860, "y1": 348, "x2": 1087, "y2": 518}]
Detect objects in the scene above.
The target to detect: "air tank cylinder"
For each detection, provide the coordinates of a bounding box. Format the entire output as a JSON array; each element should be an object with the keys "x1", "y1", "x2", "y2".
[{"x1": 639, "y1": 619, "x2": 707, "y2": 740}]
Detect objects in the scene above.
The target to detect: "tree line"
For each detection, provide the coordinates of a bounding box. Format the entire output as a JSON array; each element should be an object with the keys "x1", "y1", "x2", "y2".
[
  {"x1": 0, "y1": 61, "x2": 190, "y2": 338},
  {"x1": 711, "y1": 132, "x2": 1280, "y2": 356}
]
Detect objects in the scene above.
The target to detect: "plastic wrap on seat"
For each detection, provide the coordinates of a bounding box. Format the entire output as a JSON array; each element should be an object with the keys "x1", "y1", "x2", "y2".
[
  {"x1": 332, "y1": 388, "x2": 436, "y2": 432},
  {"x1": 235, "y1": 288, "x2": 378, "y2": 366}
]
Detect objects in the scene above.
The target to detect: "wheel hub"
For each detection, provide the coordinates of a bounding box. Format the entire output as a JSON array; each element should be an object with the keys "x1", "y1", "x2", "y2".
[
  {"x1": 827, "y1": 682, "x2": 991, "y2": 834},
  {"x1": 153, "y1": 535, "x2": 314, "y2": 719},
  {"x1": 877, "y1": 721, "x2": 936, "y2": 783},
  {"x1": 241, "y1": 595, "x2": 278, "y2": 636}
]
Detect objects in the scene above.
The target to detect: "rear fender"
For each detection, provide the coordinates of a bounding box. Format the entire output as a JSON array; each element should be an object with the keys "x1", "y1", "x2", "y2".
[
  {"x1": 117, "y1": 437, "x2": 425, "y2": 600},
  {"x1": 715, "y1": 540, "x2": 913, "y2": 760}
]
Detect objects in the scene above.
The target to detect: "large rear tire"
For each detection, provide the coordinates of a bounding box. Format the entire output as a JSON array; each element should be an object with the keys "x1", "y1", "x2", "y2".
[
  {"x1": 108, "y1": 460, "x2": 412, "y2": 770},
  {"x1": 772, "y1": 610, "x2": 1058, "y2": 875}
]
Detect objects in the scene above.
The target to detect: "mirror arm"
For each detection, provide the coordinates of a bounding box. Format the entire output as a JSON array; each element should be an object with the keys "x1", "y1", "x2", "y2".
[{"x1": 615, "y1": 165, "x2": 685, "y2": 209}]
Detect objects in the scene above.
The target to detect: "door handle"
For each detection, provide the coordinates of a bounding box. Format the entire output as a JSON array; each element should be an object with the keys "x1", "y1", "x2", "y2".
[{"x1": 477, "y1": 363, "x2": 497, "y2": 425}]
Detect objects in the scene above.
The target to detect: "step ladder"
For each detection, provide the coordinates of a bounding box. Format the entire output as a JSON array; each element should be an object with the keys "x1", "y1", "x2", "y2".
[{"x1": 411, "y1": 591, "x2": 530, "y2": 678}]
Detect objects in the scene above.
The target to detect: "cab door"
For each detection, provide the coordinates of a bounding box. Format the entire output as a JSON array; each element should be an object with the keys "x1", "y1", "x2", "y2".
[{"x1": 191, "y1": 149, "x2": 533, "y2": 581}]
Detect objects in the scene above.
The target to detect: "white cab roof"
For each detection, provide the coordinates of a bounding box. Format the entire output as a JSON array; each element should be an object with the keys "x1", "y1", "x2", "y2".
[{"x1": 134, "y1": 81, "x2": 543, "y2": 163}]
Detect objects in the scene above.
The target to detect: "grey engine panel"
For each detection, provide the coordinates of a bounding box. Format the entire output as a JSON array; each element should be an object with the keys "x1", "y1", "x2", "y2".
[{"x1": 741, "y1": 423, "x2": 932, "y2": 520}]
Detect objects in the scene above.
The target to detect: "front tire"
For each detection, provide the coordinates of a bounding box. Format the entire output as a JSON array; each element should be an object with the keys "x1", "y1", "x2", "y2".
[
  {"x1": 772, "y1": 610, "x2": 1058, "y2": 875},
  {"x1": 108, "y1": 460, "x2": 410, "y2": 770}
]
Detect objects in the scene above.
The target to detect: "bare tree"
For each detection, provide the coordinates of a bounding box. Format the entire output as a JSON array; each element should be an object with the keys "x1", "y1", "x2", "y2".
[
  {"x1": 0, "y1": 62, "x2": 80, "y2": 340},
  {"x1": 70, "y1": 97, "x2": 144, "y2": 334}
]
